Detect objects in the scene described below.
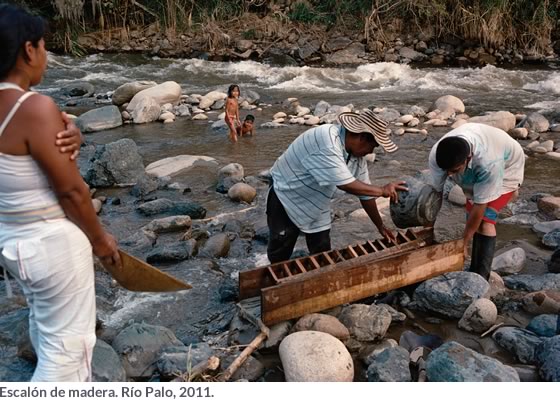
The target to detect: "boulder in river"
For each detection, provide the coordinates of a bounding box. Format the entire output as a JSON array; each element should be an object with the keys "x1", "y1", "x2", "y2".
[
  {"x1": 536, "y1": 335, "x2": 560, "y2": 381},
  {"x1": 279, "y1": 331, "x2": 354, "y2": 382},
  {"x1": 146, "y1": 240, "x2": 197, "y2": 263},
  {"x1": 112, "y1": 80, "x2": 157, "y2": 106},
  {"x1": 228, "y1": 183, "x2": 257, "y2": 203},
  {"x1": 127, "y1": 81, "x2": 182, "y2": 112},
  {"x1": 83, "y1": 138, "x2": 145, "y2": 187},
  {"x1": 492, "y1": 247, "x2": 526, "y2": 274},
  {"x1": 430, "y1": 95, "x2": 465, "y2": 114},
  {"x1": 136, "y1": 198, "x2": 206, "y2": 219},
  {"x1": 503, "y1": 273, "x2": 560, "y2": 292},
  {"x1": 492, "y1": 326, "x2": 543, "y2": 364},
  {"x1": 130, "y1": 95, "x2": 161, "y2": 124},
  {"x1": 145, "y1": 155, "x2": 217, "y2": 178},
  {"x1": 527, "y1": 314, "x2": 559, "y2": 337},
  {"x1": 338, "y1": 304, "x2": 391, "y2": 342},
  {"x1": 467, "y1": 111, "x2": 516, "y2": 131},
  {"x1": 199, "y1": 233, "x2": 230, "y2": 259},
  {"x1": 217, "y1": 163, "x2": 244, "y2": 193},
  {"x1": 291, "y1": 313, "x2": 350, "y2": 341},
  {"x1": 92, "y1": 340, "x2": 126, "y2": 382},
  {"x1": 76, "y1": 105, "x2": 122, "y2": 133},
  {"x1": 538, "y1": 197, "x2": 560, "y2": 220},
  {"x1": 412, "y1": 272, "x2": 489, "y2": 319},
  {"x1": 366, "y1": 346, "x2": 411, "y2": 382},
  {"x1": 426, "y1": 341, "x2": 519, "y2": 382},
  {"x1": 458, "y1": 298, "x2": 497, "y2": 333},
  {"x1": 112, "y1": 323, "x2": 183, "y2": 379},
  {"x1": 524, "y1": 112, "x2": 550, "y2": 133}
]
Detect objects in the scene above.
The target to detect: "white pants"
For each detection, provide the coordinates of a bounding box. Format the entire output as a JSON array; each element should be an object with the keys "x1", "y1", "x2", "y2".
[{"x1": 0, "y1": 219, "x2": 96, "y2": 382}]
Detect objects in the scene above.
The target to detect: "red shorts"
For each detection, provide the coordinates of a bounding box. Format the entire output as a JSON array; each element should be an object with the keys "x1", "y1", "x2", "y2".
[{"x1": 465, "y1": 191, "x2": 515, "y2": 225}]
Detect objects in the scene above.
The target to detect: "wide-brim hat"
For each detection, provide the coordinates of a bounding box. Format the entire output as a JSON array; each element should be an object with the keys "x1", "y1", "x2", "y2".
[{"x1": 338, "y1": 109, "x2": 398, "y2": 153}]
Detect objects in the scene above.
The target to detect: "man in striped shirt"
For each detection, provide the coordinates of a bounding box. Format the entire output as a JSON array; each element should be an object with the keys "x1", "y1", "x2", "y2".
[{"x1": 267, "y1": 109, "x2": 407, "y2": 263}]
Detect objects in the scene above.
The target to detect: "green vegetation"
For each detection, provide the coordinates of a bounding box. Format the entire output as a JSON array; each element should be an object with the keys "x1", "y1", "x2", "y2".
[{"x1": 9, "y1": 0, "x2": 560, "y2": 54}]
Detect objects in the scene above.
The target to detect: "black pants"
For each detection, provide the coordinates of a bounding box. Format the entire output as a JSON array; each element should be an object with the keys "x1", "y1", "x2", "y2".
[{"x1": 266, "y1": 187, "x2": 331, "y2": 263}]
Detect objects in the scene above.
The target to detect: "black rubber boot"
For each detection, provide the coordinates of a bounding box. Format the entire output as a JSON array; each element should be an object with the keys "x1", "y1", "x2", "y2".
[{"x1": 469, "y1": 233, "x2": 496, "y2": 280}]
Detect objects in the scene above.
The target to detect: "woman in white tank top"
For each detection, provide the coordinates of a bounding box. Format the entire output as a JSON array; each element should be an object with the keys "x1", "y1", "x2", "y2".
[{"x1": 0, "y1": 5, "x2": 121, "y2": 382}]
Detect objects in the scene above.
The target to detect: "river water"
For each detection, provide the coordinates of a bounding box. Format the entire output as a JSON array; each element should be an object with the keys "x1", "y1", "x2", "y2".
[{"x1": 2, "y1": 54, "x2": 558, "y2": 380}]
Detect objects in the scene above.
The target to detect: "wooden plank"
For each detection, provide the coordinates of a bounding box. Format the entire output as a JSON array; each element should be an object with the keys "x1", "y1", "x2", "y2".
[
  {"x1": 283, "y1": 264, "x2": 293, "y2": 277},
  {"x1": 267, "y1": 266, "x2": 279, "y2": 283},
  {"x1": 261, "y1": 239, "x2": 464, "y2": 325},
  {"x1": 367, "y1": 241, "x2": 379, "y2": 252},
  {"x1": 322, "y1": 252, "x2": 335, "y2": 265},
  {"x1": 294, "y1": 260, "x2": 307, "y2": 274},
  {"x1": 355, "y1": 244, "x2": 368, "y2": 255},
  {"x1": 309, "y1": 256, "x2": 321, "y2": 269},
  {"x1": 346, "y1": 246, "x2": 359, "y2": 258}
]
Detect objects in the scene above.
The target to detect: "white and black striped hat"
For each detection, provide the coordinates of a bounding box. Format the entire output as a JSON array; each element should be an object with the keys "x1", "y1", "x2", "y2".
[{"x1": 339, "y1": 109, "x2": 398, "y2": 153}]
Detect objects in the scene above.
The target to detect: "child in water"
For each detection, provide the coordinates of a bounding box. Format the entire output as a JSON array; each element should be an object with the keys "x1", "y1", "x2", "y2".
[
  {"x1": 237, "y1": 114, "x2": 255, "y2": 137},
  {"x1": 225, "y1": 84, "x2": 241, "y2": 142}
]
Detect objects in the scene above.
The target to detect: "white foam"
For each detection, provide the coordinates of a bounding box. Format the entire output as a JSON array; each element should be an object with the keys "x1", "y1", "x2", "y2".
[{"x1": 523, "y1": 73, "x2": 560, "y2": 95}]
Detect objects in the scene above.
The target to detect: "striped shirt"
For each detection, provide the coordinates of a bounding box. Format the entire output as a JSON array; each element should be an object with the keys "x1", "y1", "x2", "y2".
[
  {"x1": 429, "y1": 123, "x2": 525, "y2": 204},
  {"x1": 270, "y1": 124, "x2": 373, "y2": 233}
]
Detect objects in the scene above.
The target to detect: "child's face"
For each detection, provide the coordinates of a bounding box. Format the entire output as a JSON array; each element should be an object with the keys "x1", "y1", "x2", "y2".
[
  {"x1": 232, "y1": 87, "x2": 240, "y2": 97},
  {"x1": 244, "y1": 120, "x2": 254, "y2": 130}
]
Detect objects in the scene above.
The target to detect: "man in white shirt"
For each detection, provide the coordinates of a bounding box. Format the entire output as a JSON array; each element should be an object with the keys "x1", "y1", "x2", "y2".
[
  {"x1": 429, "y1": 122, "x2": 525, "y2": 279},
  {"x1": 267, "y1": 109, "x2": 407, "y2": 263}
]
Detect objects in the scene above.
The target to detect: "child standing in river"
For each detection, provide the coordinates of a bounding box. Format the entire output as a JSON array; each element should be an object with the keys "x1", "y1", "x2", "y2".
[{"x1": 225, "y1": 84, "x2": 241, "y2": 143}]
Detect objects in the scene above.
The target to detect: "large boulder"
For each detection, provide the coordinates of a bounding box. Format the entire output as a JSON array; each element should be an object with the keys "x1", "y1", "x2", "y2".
[
  {"x1": 279, "y1": 331, "x2": 354, "y2": 382},
  {"x1": 467, "y1": 111, "x2": 516, "y2": 131},
  {"x1": 366, "y1": 346, "x2": 411, "y2": 382},
  {"x1": 412, "y1": 272, "x2": 489, "y2": 318},
  {"x1": 62, "y1": 81, "x2": 94, "y2": 97},
  {"x1": 536, "y1": 335, "x2": 560, "y2": 381},
  {"x1": 503, "y1": 273, "x2": 560, "y2": 292},
  {"x1": 458, "y1": 298, "x2": 498, "y2": 333},
  {"x1": 136, "y1": 198, "x2": 206, "y2": 219},
  {"x1": 199, "y1": 233, "x2": 230, "y2": 258},
  {"x1": 543, "y1": 229, "x2": 560, "y2": 249},
  {"x1": 533, "y1": 221, "x2": 560, "y2": 238},
  {"x1": 228, "y1": 183, "x2": 257, "y2": 203},
  {"x1": 84, "y1": 138, "x2": 145, "y2": 187},
  {"x1": 338, "y1": 304, "x2": 391, "y2": 342},
  {"x1": 399, "y1": 47, "x2": 426, "y2": 62},
  {"x1": 524, "y1": 112, "x2": 550, "y2": 133},
  {"x1": 492, "y1": 247, "x2": 526, "y2": 274},
  {"x1": 146, "y1": 240, "x2": 197, "y2": 263},
  {"x1": 217, "y1": 163, "x2": 244, "y2": 193},
  {"x1": 127, "y1": 81, "x2": 182, "y2": 112},
  {"x1": 291, "y1": 313, "x2": 350, "y2": 341},
  {"x1": 538, "y1": 197, "x2": 560, "y2": 220},
  {"x1": 130, "y1": 95, "x2": 161, "y2": 124},
  {"x1": 112, "y1": 323, "x2": 183, "y2": 379},
  {"x1": 430, "y1": 95, "x2": 465, "y2": 114},
  {"x1": 198, "y1": 91, "x2": 227, "y2": 110},
  {"x1": 492, "y1": 327, "x2": 543, "y2": 364},
  {"x1": 92, "y1": 340, "x2": 126, "y2": 382},
  {"x1": 527, "y1": 314, "x2": 559, "y2": 337},
  {"x1": 112, "y1": 80, "x2": 157, "y2": 106},
  {"x1": 145, "y1": 155, "x2": 217, "y2": 178},
  {"x1": 142, "y1": 215, "x2": 192, "y2": 234},
  {"x1": 326, "y1": 43, "x2": 366, "y2": 65},
  {"x1": 426, "y1": 341, "x2": 519, "y2": 382},
  {"x1": 76, "y1": 105, "x2": 123, "y2": 133}
]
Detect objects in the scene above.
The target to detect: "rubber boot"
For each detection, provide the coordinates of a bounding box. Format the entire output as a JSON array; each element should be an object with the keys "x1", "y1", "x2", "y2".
[{"x1": 469, "y1": 233, "x2": 496, "y2": 280}]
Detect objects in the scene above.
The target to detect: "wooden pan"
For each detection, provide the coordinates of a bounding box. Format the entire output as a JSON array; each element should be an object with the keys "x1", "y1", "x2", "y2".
[{"x1": 105, "y1": 250, "x2": 192, "y2": 292}]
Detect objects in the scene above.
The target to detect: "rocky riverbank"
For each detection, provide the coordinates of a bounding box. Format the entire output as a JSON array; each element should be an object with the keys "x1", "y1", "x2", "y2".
[{"x1": 1, "y1": 81, "x2": 560, "y2": 381}]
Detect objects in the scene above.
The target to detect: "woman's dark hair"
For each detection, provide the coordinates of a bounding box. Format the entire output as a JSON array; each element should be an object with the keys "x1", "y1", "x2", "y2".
[
  {"x1": 0, "y1": 4, "x2": 46, "y2": 80},
  {"x1": 435, "y1": 136, "x2": 471, "y2": 170},
  {"x1": 227, "y1": 84, "x2": 240, "y2": 98}
]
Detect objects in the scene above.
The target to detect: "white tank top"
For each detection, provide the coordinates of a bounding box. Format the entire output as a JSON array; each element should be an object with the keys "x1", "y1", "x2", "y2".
[{"x1": 0, "y1": 82, "x2": 65, "y2": 223}]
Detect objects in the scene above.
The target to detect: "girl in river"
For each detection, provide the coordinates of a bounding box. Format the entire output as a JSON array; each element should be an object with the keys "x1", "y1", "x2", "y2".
[
  {"x1": 0, "y1": 4, "x2": 121, "y2": 381},
  {"x1": 225, "y1": 84, "x2": 241, "y2": 143}
]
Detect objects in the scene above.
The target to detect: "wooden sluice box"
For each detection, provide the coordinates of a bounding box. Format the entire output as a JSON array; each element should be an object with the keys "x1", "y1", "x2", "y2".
[{"x1": 239, "y1": 229, "x2": 464, "y2": 326}]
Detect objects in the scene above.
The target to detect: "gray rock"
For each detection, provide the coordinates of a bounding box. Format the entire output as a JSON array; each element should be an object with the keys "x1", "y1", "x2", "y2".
[
  {"x1": 522, "y1": 290, "x2": 560, "y2": 314},
  {"x1": 260, "y1": 121, "x2": 288, "y2": 128},
  {"x1": 174, "y1": 104, "x2": 191, "y2": 117},
  {"x1": 0, "y1": 308, "x2": 29, "y2": 349},
  {"x1": 62, "y1": 81, "x2": 94, "y2": 97},
  {"x1": 84, "y1": 139, "x2": 145, "y2": 187},
  {"x1": 217, "y1": 163, "x2": 244, "y2": 194},
  {"x1": 360, "y1": 339, "x2": 398, "y2": 365},
  {"x1": 366, "y1": 346, "x2": 411, "y2": 382},
  {"x1": 525, "y1": 112, "x2": 550, "y2": 132},
  {"x1": 313, "y1": 101, "x2": 331, "y2": 117},
  {"x1": 92, "y1": 340, "x2": 126, "y2": 382},
  {"x1": 543, "y1": 229, "x2": 560, "y2": 249},
  {"x1": 399, "y1": 330, "x2": 444, "y2": 351},
  {"x1": 536, "y1": 335, "x2": 560, "y2": 381},
  {"x1": 211, "y1": 119, "x2": 227, "y2": 130},
  {"x1": 112, "y1": 81, "x2": 157, "y2": 106},
  {"x1": 492, "y1": 247, "x2": 526, "y2": 274},
  {"x1": 130, "y1": 95, "x2": 161, "y2": 124},
  {"x1": 458, "y1": 298, "x2": 498, "y2": 333},
  {"x1": 426, "y1": 341, "x2": 520, "y2": 382},
  {"x1": 412, "y1": 272, "x2": 489, "y2": 318},
  {"x1": 130, "y1": 173, "x2": 159, "y2": 198},
  {"x1": 399, "y1": 47, "x2": 426, "y2": 62},
  {"x1": 297, "y1": 39, "x2": 321, "y2": 60},
  {"x1": 404, "y1": 105, "x2": 427, "y2": 117},
  {"x1": 447, "y1": 184, "x2": 467, "y2": 206},
  {"x1": 230, "y1": 355, "x2": 265, "y2": 381},
  {"x1": 142, "y1": 215, "x2": 192, "y2": 234},
  {"x1": 292, "y1": 313, "x2": 350, "y2": 341},
  {"x1": 492, "y1": 327, "x2": 543, "y2": 364},
  {"x1": 467, "y1": 111, "x2": 516, "y2": 132},
  {"x1": 430, "y1": 95, "x2": 465, "y2": 114},
  {"x1": 199, "y1": 233, "x2": 230, "y2": 258},
  {"x1": 376, "y1": 303, "x2": 407, "y2": 323},
  {"x1": 376, "y1": 108, "x2": 401, "y2": 123},
  {"x1": 0, "y1": 357, "x2": 34, "y2": 382},
  {"x1": 120, "y1": 230, "x2": 157, "y2": 255},
  {"x1": 549, "y1": 248, "x2": 560, "y2": 273},
  {"x1": 156, "y1": 343, "x2": 213, "y2": 379},
  {"x1": 136, "y1": 198, "x2": 206, "y2": 219},
  {"x1": 323, "y1": 36, "x2": 353, "y2": 52},
  {"x1": 503, "y1": 273, "x2": 560, "y2": 291},
  {"x1": 240, "y1": 90, "x2": 260, "y2": 105},
  {"x1": 262, "y1": 321, "x2": 292, "y2": 350},
  {"x1": 279, "y1": 331, "x2": 354, "y2": 382},
  {"x1": 527, "y1": 315, "x2": 559, "y2": 337},
  {"x1": 228, "y1": 183, "x2": 257, "y2": 203},
  {"x1": 338, "y1": 304, "x2": 391, "y2": 342},
  {"x1": 533, "y1": 221, "x2": 560, "y2": 237},
  {"x1": 146, "y1": 240, "x2": 197, "y2": 263},
  {"x1": 514, "y1": 365, "x2": 540, "y2": 382},
  {"x1": 501, "y1": 214, "x2": 541, "y2": 226},
  {"x1": 76, "y1": 105, "x2": 122, "y2": 133},
  {"x1": 112, "y1": 323, "x2": 183, "y2": 378}
]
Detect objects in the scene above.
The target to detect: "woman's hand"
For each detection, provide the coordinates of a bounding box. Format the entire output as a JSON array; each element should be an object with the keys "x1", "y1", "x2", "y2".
[
  {"x1": 55, "y1": 112, "x2": 82, "y2": 160},
  {"x1": 92, "y1": 232, "x2": 122, "y2": 270}
]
